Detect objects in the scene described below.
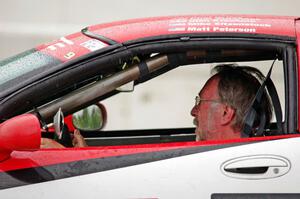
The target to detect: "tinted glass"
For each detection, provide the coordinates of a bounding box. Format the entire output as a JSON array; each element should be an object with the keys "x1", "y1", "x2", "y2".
[{"x1": 0, "y1": 49, "x2": 61, "y2": 96}]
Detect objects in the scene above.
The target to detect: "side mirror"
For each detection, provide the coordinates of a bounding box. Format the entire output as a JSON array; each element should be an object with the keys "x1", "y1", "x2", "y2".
[
  {"x1": 72, "y1": 104, "x2": 107, "y2": 131},
  {"x1": 0, "y1": 114, "x2": 41, "y2": 162}
]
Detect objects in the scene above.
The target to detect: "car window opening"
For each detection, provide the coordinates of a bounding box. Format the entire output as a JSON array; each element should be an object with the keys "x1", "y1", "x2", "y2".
[{"x1": 32, "y1": 41, "x2": 291, "y2": 146}]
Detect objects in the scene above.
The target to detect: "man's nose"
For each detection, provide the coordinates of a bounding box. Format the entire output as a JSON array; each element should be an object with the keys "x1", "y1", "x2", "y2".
[{"x1": 191, "y1": 105, "x2": 198, "y2": 117}]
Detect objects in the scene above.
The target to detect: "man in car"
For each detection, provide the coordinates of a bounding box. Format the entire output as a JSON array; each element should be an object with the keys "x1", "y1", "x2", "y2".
[{"x1": 191, "y1": 64, "x2": 272, "y2": 141}]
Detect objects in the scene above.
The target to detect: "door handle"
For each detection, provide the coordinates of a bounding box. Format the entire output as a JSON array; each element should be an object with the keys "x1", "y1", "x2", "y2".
[
  {"x1": 221, "y1": 155, "x2": 290, "y2": 179},
  {"x1": 224, "y1": 166, "x2": 269, "y2": 174}
]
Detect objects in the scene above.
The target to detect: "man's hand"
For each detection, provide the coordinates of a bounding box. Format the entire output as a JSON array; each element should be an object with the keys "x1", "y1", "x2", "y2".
[
  {"x1": 40, "y1": 129, "x2": 87, "y2": 148},
  {"x1": 41, "y1": 138, "x2": 65, "y2": 148},
  {"x1": 72, "y1": 129, "x2": 88, "y2": 147}
]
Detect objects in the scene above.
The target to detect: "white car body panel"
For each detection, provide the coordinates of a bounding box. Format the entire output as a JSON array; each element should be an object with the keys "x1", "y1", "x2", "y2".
[{"x1": 1, "y1": 137, "x2": 299, "y2": 199}]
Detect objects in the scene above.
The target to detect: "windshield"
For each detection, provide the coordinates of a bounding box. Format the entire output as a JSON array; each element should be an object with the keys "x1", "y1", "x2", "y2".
[{"x1": 0, "y1": 49, "x2": 61, "y2": 96}]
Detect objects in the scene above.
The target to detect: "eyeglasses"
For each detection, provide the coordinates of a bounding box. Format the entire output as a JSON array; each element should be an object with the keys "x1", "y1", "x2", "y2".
[{"x1": 195, "y1": 96, "x2": 221, "y2": 106}]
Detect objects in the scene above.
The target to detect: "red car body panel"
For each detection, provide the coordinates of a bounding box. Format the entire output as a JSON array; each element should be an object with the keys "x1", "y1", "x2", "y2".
[
  {"x1": 89, "y1": 15, "x2": 297, "y2": 41},
  {"x1": 36, "y1": 15, "x2": 298, "y2": 62}
]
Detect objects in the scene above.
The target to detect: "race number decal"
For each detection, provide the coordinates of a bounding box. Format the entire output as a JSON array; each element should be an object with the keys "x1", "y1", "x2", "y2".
[{"x1": 64, "y1": 52, "x2": 76, "y2": 59}]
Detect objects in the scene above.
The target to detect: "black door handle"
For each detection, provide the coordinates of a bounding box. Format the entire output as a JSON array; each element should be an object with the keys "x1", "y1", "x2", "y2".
[{"x1": 224, "y1": 166, "x2": 269, "y2": 174}]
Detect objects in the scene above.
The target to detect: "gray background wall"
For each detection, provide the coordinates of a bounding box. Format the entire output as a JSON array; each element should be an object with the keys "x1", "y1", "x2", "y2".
[
  {"x1": 0, "y1": 0, "x2": 298, "y2": 129},
  {"x1": 1, "y1": 0, "x2": 299, "y2": 59}
]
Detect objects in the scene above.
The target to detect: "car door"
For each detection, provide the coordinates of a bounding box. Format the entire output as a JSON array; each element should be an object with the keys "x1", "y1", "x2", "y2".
[{"x1": 0, "y1": 136, "x2": 299, "y2": 198}]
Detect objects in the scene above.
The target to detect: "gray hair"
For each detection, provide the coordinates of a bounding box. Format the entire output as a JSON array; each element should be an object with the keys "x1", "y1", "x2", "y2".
[{"x1": 212, "y1": 64, "x2": 273, "y2": 132}]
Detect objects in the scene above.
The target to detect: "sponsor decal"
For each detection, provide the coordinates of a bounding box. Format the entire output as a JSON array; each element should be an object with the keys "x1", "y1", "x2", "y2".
[
  {"x1": 37, "y1": 34, "x2": 108, "y2": 62},
  {"x1": 46, "y1": 37, "x2": 74, "y2": 51},
  {"x1": 168, "y1": 17, "x2": 272, "y2": 34},
  {"x1": 80, "y1": 39, "x2": 107, "y2": 52}
]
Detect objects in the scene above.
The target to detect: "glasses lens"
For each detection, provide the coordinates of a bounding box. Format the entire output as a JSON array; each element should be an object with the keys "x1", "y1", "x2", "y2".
[{"x1": 195, "y1": 96, "x2": 200, "y2": 106}]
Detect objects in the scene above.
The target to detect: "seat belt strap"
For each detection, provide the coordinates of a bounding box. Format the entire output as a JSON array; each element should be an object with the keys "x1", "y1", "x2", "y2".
[{"x1": 242, "y1": 60, "x2": 283, "y2": 136}]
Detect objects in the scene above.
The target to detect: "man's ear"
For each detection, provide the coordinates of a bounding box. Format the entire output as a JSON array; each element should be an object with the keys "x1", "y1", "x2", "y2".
[{"x1": 221, "y1": 105, "x2": 235, "y2": 125}]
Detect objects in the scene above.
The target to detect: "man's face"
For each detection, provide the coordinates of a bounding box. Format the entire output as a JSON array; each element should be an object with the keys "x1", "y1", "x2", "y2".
[{"x1": 191, "y1": 77, "x2": 223, "y2": 141}]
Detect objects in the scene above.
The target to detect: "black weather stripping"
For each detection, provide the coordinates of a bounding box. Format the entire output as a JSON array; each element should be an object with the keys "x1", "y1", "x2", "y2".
[{"x1": 81, "y1": 27, "x2": 118, "y2": 45}]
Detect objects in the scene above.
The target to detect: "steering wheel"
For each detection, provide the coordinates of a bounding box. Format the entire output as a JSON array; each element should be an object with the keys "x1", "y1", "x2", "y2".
[{"x1": 52, "y1": 108, "x2": 73, "y2": 147}]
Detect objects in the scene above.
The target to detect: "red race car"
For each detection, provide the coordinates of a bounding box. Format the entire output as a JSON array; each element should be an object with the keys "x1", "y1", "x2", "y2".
[{"x1": 0, "y1": 15, "x2": 300, "y2": 198}]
